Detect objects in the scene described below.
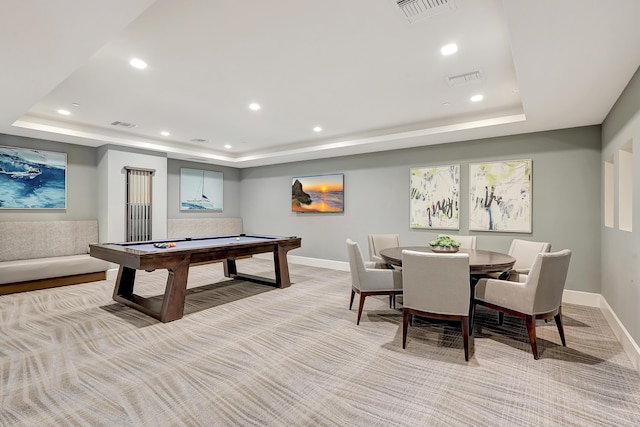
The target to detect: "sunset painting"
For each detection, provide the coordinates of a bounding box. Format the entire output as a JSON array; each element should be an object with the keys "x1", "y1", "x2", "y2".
[{"x1": 292, "y1": 174, "x2": 344, "y2": 213}]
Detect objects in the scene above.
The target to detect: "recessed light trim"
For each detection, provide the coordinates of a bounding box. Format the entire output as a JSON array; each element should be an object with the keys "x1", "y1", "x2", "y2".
[
  {"x1": 160, "y1": 131, "x2": 170, "y2": 136},
  {"x1": 129, "y1": 58, "x2": 148, "y2": 69},
  {"x1": 57, "y1": 109, "x2": 71, "y2": 116},
  {"x1": 313, "y1": 126, "x2": 323, "y2": 132},
  {"x1": 440, "y1": 43, "x2": 458, "y2": 56},
  {"x1": 249, "y1": 103, "x2": 261, "y2": 111},
  {"x1": 224, "y1": 144, "x2": 232, "y2": 149},
  {"x1": 470, "y1": 94, "x2": 484, "y2": 102}
]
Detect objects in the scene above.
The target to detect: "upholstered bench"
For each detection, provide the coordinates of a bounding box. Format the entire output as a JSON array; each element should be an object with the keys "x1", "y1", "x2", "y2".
[
  {"x1": 167, "y1": 217, "x2": 245, "y2": 266},
  {"x1": 167, "y1": 217, "x2": 243, "y2": 238},
  {"x1": 0, "y1": 220, "x2": 110, "y2": 295}
]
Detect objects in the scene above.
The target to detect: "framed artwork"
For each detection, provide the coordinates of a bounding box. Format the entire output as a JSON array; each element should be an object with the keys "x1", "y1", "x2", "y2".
[
  {"x1": 0, "y1": 145, "x2": 67, "y2": 209},
  {"x1": 410, "y1": 164, "x2": 460, "y2": 229},
  {"x1": 292, "y1": 173, "x2": 344, "y2": 213},
  {"x1": 180, "y1": 168, "x2": 223, "y2": 211},
  {"x1": 469, "y1": 159, "x2": 532, "y2": 232}
]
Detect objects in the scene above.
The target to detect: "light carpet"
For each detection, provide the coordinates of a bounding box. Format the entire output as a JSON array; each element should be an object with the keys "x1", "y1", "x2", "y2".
[{"x1": 1, "y1": 259, "x2": 639, "y2": 426}]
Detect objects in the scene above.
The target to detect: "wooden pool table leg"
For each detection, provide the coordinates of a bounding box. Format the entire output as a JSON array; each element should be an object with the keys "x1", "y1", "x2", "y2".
[
  {"x1": 159, "y1": 256, "x2": 191, "y2": 323},
  {"x1": 112, "y1": 256, "x2": 191, "y2": 323},
  {"x1": 114, "y1": 266, "x2": 136, "y2": 300},
  {"x1": 273, "y1": 245, "x2": 291, "y2": 288}
]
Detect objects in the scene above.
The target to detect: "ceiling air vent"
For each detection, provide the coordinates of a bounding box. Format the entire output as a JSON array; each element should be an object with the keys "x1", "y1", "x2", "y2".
[
  {"x1": 190, "y1": 138, "x2": 208, "y2": 143},
  {"x1": 396, "y1": 0, "x2": 456, "y2": 24},
  {"x1": 446, "y1": 70, "x2": 484, "y2": 88},
  {"x1": 110, "y1": 121, "x2": 137, "y2": 129}
]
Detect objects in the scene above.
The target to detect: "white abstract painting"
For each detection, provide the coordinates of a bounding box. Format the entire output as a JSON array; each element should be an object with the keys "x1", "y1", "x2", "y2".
[
  {"x1": 469, "y1": 159, "x2": 532, "y2": 232},
  {"x1": 410, "y1": 164, "x2": 460, "y2": 229}
]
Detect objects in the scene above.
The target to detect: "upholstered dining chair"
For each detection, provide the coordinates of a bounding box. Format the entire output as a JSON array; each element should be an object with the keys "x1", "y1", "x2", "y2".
[
  {"x1": 508, "y1": 239, "x2": 552, "y2": 280},
  {"x1": 488, "y1": 238, "x2": 552, "y2": 281},
  {"x1": 367, "y1": 234, "x2": 400, "y2": 266},
  {"x1": 401, "y1": 250, "x2": 471, "y2": 361},
  {"x1": 438, "y1": 234, "x2": 477, "y2": 250},
  {"x1": 346, "y1": 239, "x2": 403, "y2": 325},
  {"x1": 473, "y1": 249, "x2": 572, "y2": 359}
]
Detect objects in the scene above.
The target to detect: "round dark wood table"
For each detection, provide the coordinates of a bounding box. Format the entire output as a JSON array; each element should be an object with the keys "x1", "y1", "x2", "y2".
[{"x1": 379, "y1": 246, "x2": 515, "y2": 275}]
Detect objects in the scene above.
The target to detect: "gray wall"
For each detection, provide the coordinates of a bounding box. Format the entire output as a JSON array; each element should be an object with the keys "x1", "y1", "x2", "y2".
[
  {"x1": 0, "y1": 134, "x2": 99, "y2": 220},
  {"x1": 240, "y1": 126, "x2": 602, "y2": 294},
  {"x1": 167, "y1": 159, "x2": 241, "y2": 219},
  {"x1": 601, "y1": 65, "x2": 640, "y2": 345}
]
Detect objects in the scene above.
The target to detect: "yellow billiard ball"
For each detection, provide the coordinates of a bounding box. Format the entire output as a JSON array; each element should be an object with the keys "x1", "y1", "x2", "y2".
[{"x1": 236, "y1": 237, "x2": 240, "y2": 241}]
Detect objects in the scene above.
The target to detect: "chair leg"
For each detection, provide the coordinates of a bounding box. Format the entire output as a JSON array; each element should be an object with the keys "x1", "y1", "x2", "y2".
[
  {"x1": 356, "y1": 294, "x2": 367, "y2": 325},
  {"x1": 554, "y1": 307, "x2": 567, "y2": 347},
  {"x1": 402, "y1": 309, "x2": 409, "y2": 349},
  {"x1": 461, "y1": 316, "x2": 470, "y2": 361},
  {"x1": 389, "y1": 294, "x2": 395, "y2": 309},
  {"x1": 525, "y1": 315, "x2": 539, "y2": 359},
  {"x1": 349, "y1": 289, "x2": 355, "y2": 310},
  {"x1": 498, "y1": 312, "x2": 504, "y2": 325},
  {"x1": 469, "y1": 302, "x2": 476, "y2": 335}
]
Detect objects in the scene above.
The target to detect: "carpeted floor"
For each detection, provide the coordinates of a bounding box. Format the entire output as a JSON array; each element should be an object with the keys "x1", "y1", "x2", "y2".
[{"x1": 1, "y1": 258, "x2": 639, "y2": 426}]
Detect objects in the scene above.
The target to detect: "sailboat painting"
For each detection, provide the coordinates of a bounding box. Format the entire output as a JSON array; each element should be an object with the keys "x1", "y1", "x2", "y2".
[
  {"x1": 180, "y1": 168, "x2": 223, "y2": 211},
  {"x1": 0, "y1": 145, "x2": 67, "y2": 209}
]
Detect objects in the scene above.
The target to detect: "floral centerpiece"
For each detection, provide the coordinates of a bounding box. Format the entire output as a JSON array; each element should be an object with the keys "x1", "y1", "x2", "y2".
[{"x1": 428, "y1": 236, "x2": 461, "y2": 253}]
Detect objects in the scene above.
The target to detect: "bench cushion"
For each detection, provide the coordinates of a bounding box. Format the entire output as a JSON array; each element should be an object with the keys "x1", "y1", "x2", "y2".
[
  {"x1": 0, "y1": 220, "x2": 99, "y2": 262},
  {"x1": 0, "y1": 255, "x2": 110, "y2": 285}
]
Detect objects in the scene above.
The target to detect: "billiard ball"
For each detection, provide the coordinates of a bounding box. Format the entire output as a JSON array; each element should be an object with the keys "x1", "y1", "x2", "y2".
[{"x1": 236, "y1": 237, "x2": 240, "y2": 241}]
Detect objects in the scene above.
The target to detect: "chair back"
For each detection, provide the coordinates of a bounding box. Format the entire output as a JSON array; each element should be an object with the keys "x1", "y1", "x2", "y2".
[
  {"x1": 402, "y1": 250, "x2": 470, "y2": 316},
  {"x1": 368, "y1": 234, "x2": 400, "y2": 261},
  {"x1": 439, "y1": 234, "x2": 476, "y2": 250},
  {"x1": 346, "y1": 239, "x2": 367, "y2": 290},
  {"x1": 509, "y1": 239, "x2": 551, "y2": 272},
  {"x1": 525, "y1": 249, "x2": 572, "y2": 314}
]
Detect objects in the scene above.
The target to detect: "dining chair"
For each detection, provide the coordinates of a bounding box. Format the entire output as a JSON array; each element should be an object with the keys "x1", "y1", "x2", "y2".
[
  {"x1": 438, "y1": 234, "x2": 476, "y2": 250},
  {"x1": 368, "y1": 234, "x2": 400, "y2": 267},
  {"x1": 490, "y1": 238, "x2": 552, "y2": 281},
  {"x1": 346, "y1": 239, "x2": 403, "y2": 325},
  {"x1": 473, "y1": 249, "x2": 572, "y2": 359},
  {"x1": 401, "y1": 250, "x2": 471, "y2": 361}
]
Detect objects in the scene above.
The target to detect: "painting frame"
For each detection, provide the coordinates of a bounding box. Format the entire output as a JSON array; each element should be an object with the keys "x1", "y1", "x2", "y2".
[
  {"x1": 410, "y1": 164, "x2": 460, "y2": 230},
  {"x1": 469, "y1": 159, "x2": 532, "y2": 233},
  {"x1": 292, "y1": 173, "x2": 344, "y2": 213},
  {"x1": 0, "y1": 145, "x2": 67, "y2": 209},
  {"x1": 180, "y1": 167, "x2": 223, "y2": 211}
]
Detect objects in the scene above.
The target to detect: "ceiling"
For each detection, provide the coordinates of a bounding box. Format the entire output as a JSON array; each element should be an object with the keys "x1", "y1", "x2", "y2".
[{"x1": 2, "y1": 0, "x2": 639, "y2": 168}]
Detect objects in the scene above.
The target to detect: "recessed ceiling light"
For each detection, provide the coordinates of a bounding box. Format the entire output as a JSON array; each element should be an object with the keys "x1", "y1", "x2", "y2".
[
  {"x1": 249, "y1": 103, "x2": 261, "y2": 111},
  {"x1": 57, "y1": 109, "x2": 71, "y2": 116},
  {"x1": 160, "y1": 131, "x2": 170, "y2": 136},
  {"x1": 313, "y1": 126, "x2": 322, "y2": 132},
  {"x1": 440, "y1": 43, "x2": 458, "y2": 56},
  {"x1": 470, "y1": 94, "x2": 484, "y2": 102},
  {"x1": 129, "y1": 58, "x2": 147, "y2": 69},
  {"x1": 224, "y1": 144, "x2": 232, "y2": 149}
]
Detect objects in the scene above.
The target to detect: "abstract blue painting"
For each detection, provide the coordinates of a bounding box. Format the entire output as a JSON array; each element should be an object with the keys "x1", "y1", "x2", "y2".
[{"x1": 0, "y1": 146, "x2": 67, "y2": 209}]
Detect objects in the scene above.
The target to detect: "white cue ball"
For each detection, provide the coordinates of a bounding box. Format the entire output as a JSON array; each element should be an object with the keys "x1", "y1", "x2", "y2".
[{"x1": 236, "y1": 237, "x2": 240, "y2": 241}]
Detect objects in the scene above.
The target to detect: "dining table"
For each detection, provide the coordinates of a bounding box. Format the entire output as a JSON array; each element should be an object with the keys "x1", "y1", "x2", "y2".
[{"x1": 379, "y1": 246, "x2": 516, "y2": 275}]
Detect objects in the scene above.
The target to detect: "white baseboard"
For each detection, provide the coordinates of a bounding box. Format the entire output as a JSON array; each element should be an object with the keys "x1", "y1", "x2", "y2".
[
  {"x1": 253, "y1": 253, "x2": 350, "y2": 271},
  {"x1": 288, "y1": 255, "x2": 350, "y2": 271},
  {"x1": 599, "y1": 296, "x2": 640, "y2": 374},
  {"x1": 562, "y1": 289, "x2": 602, "y2": 307}
]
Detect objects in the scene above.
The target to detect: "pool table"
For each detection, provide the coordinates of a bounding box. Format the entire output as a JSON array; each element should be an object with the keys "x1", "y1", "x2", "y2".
[{"x1": 89, "y1": 234, "x2": 302, "y2": 322}]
